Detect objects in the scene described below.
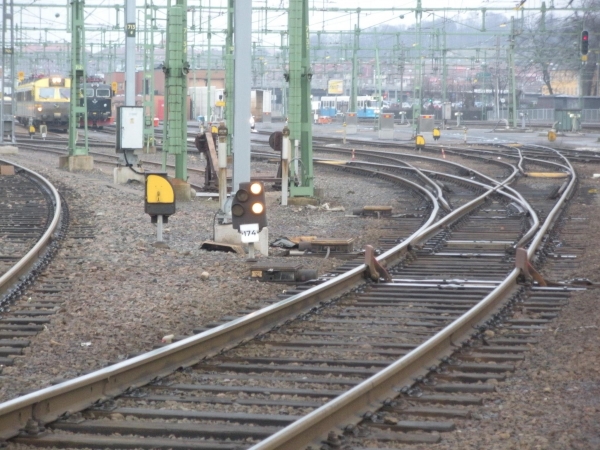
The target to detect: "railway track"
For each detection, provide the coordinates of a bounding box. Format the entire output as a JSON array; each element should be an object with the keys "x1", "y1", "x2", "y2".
[
  {"x1": 0, "y1": 141, "x2": 580, "y2": 448},
  {"x1": 0, "y1": 160, "x2": 65, "y2": 376}
]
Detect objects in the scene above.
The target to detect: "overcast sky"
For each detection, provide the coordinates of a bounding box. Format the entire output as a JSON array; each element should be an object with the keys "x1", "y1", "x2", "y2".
[{"x1": 13, "y1": 0, "x2": 566, "y2": 49}]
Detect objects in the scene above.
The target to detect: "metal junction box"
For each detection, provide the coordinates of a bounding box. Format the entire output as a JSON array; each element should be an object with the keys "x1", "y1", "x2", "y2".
[
  {"x1": 345, "y1": 112, "x2": 358, "y2": 134},
  {"x1": 419, "y1": 115, "x2": 435, "y2": 132},
  {"x1": 117, "y1": 106, "x2": 144, "y2": 152},
  {"x1": 378, "y1": 113, "x2": 395, "y2": 139}
]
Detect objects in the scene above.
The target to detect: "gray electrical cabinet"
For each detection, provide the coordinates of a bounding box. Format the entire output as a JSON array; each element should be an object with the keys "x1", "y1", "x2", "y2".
[{"x1": 116, "y1": 106, "x2": 144, "y2": 152}]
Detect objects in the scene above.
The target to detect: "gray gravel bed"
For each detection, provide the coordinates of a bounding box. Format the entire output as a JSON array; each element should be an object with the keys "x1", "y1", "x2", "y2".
[
  {"x1": 3, "y1": 144, "x2": 599, "y2": 450},
  {"x1": 0, "y1": 146, "x2": 404, "y2": 406}
]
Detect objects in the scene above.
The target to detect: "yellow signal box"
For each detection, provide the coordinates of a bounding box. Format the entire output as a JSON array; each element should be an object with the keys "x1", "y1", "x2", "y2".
[
  {"x1": 548, "y1": 130, "x2": 557, "y2": 142},
  {"x1": 415, "y1": 134, "x2": 425, "y2": 150},
  {"x1": 145, "y1": 172, "x2": 176, "y2": 223},
  {"x1": 17, "y1": 71, "x2": 24, "y2": 81},
  {"x1": 111, "y1": 81, "x2": 118, "y2": 93}
]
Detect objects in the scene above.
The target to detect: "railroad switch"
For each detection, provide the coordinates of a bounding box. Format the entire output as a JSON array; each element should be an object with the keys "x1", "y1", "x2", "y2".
[
  {"x1": 298, "y1": 238, "x2": 355, "y2": 254},
  {"x1": 365, "y1": 245, "x2": 392, "y2": 282},
  {"x1": 353, "y1": 205, "x2": 393, "y2": 217},
  {"x1": 515, "y1": 247, "x2": 547, "y2": 286},
  {"x1": 250, "y1": 262, "x2": 317, "y2": 283}
]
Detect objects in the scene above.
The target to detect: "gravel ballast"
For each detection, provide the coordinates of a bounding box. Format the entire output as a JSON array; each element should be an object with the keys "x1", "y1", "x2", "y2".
[{"x1": 2, "y1": 139, "x2": 600, "y2": 449}]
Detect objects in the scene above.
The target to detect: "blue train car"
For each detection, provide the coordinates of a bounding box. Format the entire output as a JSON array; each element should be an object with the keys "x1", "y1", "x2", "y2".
[
  {"x1": 356, "y1": 96, "x2": 380, "y2": 118},
  {"x1": 319, "y1": 95, "x2": 379, "y2": 118},
  {"x1": 319, "y1": 96, "x2": 338, "y2": 117}
]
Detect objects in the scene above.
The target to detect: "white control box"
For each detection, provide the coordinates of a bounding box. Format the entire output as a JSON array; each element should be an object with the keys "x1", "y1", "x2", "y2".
[{"x1": 117, "y1": 106, "x2": 144, "y2": 151}]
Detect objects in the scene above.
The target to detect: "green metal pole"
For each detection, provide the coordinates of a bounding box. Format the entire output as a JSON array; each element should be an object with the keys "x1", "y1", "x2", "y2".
[
  {"x1": 412, "y1": 0, "x2": 423, "y2": 134},
  {"x1": 509, "y1": 17, "x2": 517, "y2": 128},
  {"x1": 164, "y1": 0, "x2": 188, "y2": 181},
  {"x1": 288, "y1": 0, "x2": 313, "y2": 197},
  {"x1": 206, "y1": 0, "x2": 212, "y2": 123},
  {"x1": 68, "y1": 0, "x2": 88, "y2": 156},
  {"x1": 143, "y1": 0, "x2": 155, "y2": 152},
  {"x1": 224, "y1": 0, "x2": 234, "y2": 153},
  {"x1": 376, "y1": 47, "x2": 382, "y2": 112},
  {"x1": 350, "y1": 22, "x2": 359, "y2": 112},
  {"x1": 442, "y1": 28, "x2": 448, "y2": 103},
  {"x1": 280, "y1": 31, "x2": 287, "y2": 120}
]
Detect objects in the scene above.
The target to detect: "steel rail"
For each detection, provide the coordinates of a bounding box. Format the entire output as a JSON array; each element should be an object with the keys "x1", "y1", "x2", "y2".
[
  {"x1": 318, "y1": 157, "x2": 451, "y2": 212},
  {"x1": 341, "y1": 148, "x2": 540, "y2": 247},
  {"x1": 0, "y1": 171, "x2": 440, "y2": 440},
  {"x1": 0, "y1": 159, "x2": 62, "y2": 298},
  {"x1": 523, "y1": 145, "x2": 577, "y2": 259},
  {"x1": 249, "y1": 151, "x2": 578, "y2": 450}
]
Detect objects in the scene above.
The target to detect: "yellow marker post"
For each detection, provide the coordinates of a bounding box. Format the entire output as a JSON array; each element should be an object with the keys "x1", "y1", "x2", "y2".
[
  {"x1": 548, "y1": 130, "x2": 556, "y2": 142},
  {"x1": 432, "y1": 127, "x2": 441, "y2": 141},
  {"x1": 145, "y1": 173, "x2": 176, "y2": 243},
  {"x1": 415, "y1": 134, "x2": 425, "y2": 151}
]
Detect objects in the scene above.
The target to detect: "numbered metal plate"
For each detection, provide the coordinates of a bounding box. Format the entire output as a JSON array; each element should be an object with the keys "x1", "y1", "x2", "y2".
[{"x1": 239, "y1": 223, "x2": 260, "y2": 243}]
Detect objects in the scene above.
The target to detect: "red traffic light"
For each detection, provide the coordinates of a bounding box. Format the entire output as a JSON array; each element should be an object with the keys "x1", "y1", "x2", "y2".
[{"x1": 581, "y1": 31, "x2": 589, "y2": 55}]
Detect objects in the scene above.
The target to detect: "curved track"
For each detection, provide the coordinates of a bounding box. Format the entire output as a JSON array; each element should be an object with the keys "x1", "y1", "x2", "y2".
[
  {"x1": 0, "y1": 141, "x2": 580, "y2": 449},
  {"x1": 0, "y1": 160, "x2": 64, "y2": 376}
]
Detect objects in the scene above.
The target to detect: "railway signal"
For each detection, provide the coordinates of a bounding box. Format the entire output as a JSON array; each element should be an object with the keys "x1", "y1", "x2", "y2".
[
  {"x1": 145, "y1": 172, "x2": 176, "y2": 243},
  {"x1": 581, "y1": 30, "x2": 589, "y2": 56},
  {"x1": 231, "y1": 181, "x2": 267, "y2": 233}
]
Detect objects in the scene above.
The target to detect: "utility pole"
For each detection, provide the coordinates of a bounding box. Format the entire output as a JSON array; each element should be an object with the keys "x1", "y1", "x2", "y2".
[
  {"x1": 67, "y1": 0, "x2": 89, "y2": 160},
  {"x1": 495, "y1": 35, "x2": 500, "y2": 120},
  {"x1": 206, "y1": 0, "x2": 212, "y2": 123},
  {"x1": 375, "y1": 47, "x2": 382, "y2": 109},
  {"x1": 231, "y1": 0, "x2": 252, "y2": 191},
  {"x1": 163, "y1": 0, "x2": 190, "y2": 188},
  {"x1": 121, "y1": 0, "x2": 139, "y2": 169},
  {"x1": 412, "y1": 0, "x2": 423, "y2": 134},
  {"x1": 1, "y1": 0, "x2": 16, "y2": 144},
  {"x1": 224, "y1": 0, "x2": 234, "y2": 153},
  {"x1": 350, "y1": 18, "x2": 360, "y2": 113},
  {"x1": 287, "y1": 0, "x2": 314, "y2": 197},
  {"x1": 442, "y1": 28, "x2": 448, "y2": 104},
  {"x1": 509, "y1": 16, "x2": 517, "y2": 128},
  {"x1": 143, "y1": 0, "x2": 155, "y2": 153}
]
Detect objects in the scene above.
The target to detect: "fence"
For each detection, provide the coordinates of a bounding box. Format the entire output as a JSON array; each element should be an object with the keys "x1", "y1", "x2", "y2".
[{"x1": 487, "y1": 108, "x2": 600, "y2": 124}]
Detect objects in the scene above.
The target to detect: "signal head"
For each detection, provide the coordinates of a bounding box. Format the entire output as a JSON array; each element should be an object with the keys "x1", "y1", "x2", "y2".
[
  {"x1": 231, "y1": 181, "x2": 267, "y2": 231},
  {"x1": 236, "y1": 189, "x2": 249, "y2": 202},
  {"x1": 250, "y1": 182, "x2": 262, "y2": 195},
  {"x1": 232, "y1": 204, "x2": 244, "y2": 217},
  {"x1": 251, "y1": 203, "x2": 264, "y2": 214},
  {"x1": 581, "y1": 30, "x2": 589, "y2": 55}
]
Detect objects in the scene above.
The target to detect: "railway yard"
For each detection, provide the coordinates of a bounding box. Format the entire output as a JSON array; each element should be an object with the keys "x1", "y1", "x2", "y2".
[{"x1": 0, "y1": 122, "x2": 599, "y2": 449}]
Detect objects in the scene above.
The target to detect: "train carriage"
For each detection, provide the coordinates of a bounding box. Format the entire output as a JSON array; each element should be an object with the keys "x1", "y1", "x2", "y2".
[
  {"x1": 357, "y1": 96, "x2": 380, "y2": 119},
  {"x1": 83, "y1": 80, "x2": 113, "y2": 129},
  {"x1": 319, "y1": 95, "x2": 379, "y2": 118},
  {"x1": 15, "y1": 76, "x2": 70, "y2": 130}
]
